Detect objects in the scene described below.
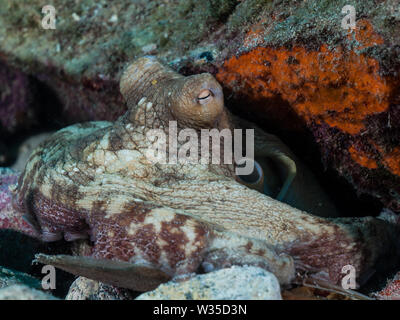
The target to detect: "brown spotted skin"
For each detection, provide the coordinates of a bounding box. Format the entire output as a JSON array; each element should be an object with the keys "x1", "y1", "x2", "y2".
[{"x1": 13, "y1": 57, "x2": 399, "y2": 289}]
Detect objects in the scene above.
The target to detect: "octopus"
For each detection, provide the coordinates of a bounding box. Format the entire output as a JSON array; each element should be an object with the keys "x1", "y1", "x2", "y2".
[{"x1": 12, "y1": 57, "x2": 399, "y2": 292}]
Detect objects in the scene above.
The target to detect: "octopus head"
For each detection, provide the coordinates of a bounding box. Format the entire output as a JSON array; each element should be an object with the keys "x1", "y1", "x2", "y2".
[
  {"x1": 120, "y1": 56, "x2": 225, "y2": 129},
  {"x1": 169, "y1": 73, "x2": 224, "y2": 128}
]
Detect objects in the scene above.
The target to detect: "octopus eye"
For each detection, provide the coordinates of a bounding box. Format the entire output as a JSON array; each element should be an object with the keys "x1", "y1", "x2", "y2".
[
  {"x1": 236, "y1": 159, "x2": 263, "y2": 185},
  {"x1": 197, "y1": 89, "x2": 213, "y2": 104}
]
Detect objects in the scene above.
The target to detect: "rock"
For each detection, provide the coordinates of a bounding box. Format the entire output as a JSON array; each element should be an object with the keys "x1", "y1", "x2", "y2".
[
  {"x1": 0, "y1": 284, "x2": 57, "y2": 300},
  {"x1": 374, "y1": 272, "x2": 400, "y2": 300},
  {"x1": 136, "y1": 266, "x2": 282, "y2": 300},
  {"x1": 215, "y1": 2, "x2": 400, "y2": 213},
  {"x1": 378, "y1": 208, "x2": 400, "y2": 226},
  {"x1": 66, "y1": 276, "x2": 136, "y2": 300},
  {"x1": 0, "y1": 267, "x2": 41, "y2": 289}
]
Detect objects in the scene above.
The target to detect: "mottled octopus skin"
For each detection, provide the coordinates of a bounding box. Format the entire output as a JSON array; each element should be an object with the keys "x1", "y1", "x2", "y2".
[{"x1": 13, "y1": 57, "x2": 399, "y2": 291}]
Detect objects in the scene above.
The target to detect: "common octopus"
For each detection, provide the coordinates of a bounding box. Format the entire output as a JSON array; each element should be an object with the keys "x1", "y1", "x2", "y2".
[{"x1": 12, "y1": 57, "x2": 399, "y2": 291}]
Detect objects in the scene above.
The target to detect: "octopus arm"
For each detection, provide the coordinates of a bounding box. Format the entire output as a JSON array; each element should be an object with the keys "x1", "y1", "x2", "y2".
[{"x1": 153, "y1": 177, "x2": 399, "y2": 285}]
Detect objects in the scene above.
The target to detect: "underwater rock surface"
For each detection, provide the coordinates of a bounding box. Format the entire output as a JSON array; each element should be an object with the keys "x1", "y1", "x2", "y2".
[
  {"x1": 0, "y1": 266, "x2": 57, "y2": 300},
  {"x1": 136, "y1": 266, "x2": 282, "y2": 300},
  {"x1": 66, "y1": 267, "x2": 282, "y2": 300},
  {"x1": 0, "y1": 284, "x2": 57, "y2": 300},
  {"x1": 0, "y1": 267, "x2": 41, "y2": 289},
  {"x1": 66, "y1": 276, "x2": 136, "y2": 300}
]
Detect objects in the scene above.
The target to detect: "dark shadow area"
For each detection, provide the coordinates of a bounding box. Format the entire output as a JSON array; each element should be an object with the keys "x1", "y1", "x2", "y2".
[
  {"x1": 0, "y1": 229, "x2": 75, "y2": 298},
  {"x1": 30, "y1": 76, "x2": 65, "y2": 131},
  {"x1": 1, "y1": 76, "x2": 65, "y2": 168}
]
